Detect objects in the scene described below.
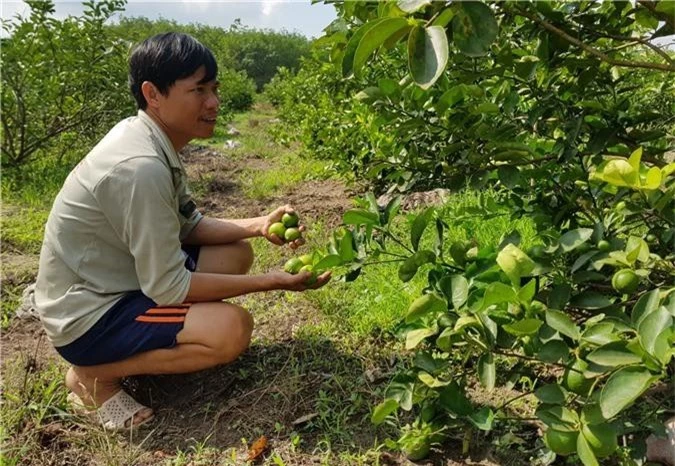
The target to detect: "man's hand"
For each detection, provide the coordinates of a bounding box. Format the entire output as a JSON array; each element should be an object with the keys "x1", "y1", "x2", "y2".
[
  {"x1": 261, "y1": 205, "x2": 306, "y2": 249},
  {"x1": 267, "y1": 270, "x2": 331, "y2": 291}
]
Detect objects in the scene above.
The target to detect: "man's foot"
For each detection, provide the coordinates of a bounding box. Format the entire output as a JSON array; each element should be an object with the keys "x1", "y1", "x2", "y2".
[{"x1": 65, "y1": 366, "x2": 153, "y2": 428}]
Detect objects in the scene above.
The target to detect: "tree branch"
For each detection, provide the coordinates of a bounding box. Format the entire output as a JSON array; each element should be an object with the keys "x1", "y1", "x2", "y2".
[{"x1": 515, "y1": 7, "x2": 675, "y2": 72}]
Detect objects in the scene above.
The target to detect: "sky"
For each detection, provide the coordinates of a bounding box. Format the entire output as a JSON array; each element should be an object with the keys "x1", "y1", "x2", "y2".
[{"x1": 0, "y1": 1, "x2": 338, "y2": 38}]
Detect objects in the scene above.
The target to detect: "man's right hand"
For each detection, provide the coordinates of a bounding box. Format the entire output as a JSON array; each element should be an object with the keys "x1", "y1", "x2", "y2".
[{"x1": 267, "y1": 270, "x2": 331, "y2": 291}]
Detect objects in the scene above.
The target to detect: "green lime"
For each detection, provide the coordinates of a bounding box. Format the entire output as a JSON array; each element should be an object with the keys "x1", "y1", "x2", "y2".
[
  {"x1": 268, "y1": 222, "x2": 286, "y2": 239},
  {"x1": 563, "y1": 358, "x2": 592, "y2": 396},
  {"x1": 282, "y1": 212, "x2": 299, "y2": 228},
  {"x1": 581, "y1": 423, "x2": 618, "y2": 458},
  {"x1": 544, "y1": 429, "x2": 578, "y2": 456},
  {"x1": 597, "y1": 240, "x2": 611, "y2": 252},
  {"x1": 298, "y1": 254, "x2": 313, "y2": 265},
  {"x1": 284, "y1": 257, "x2": 304, "y2": 274},
  {"x1": 299, "y1": 265, "x2": 317, "y2": 285},
  {"x1": 645, "y1": 233, "x2": 657, "y2": 242},
  {"x1": 403, "y1": 436, "x2": 431, "y2": 461},
  {"x1": 611, "y1": 269, "x2": 639, "y2": 294},
  {"x1": 284, "y1": 227, "x2": 301, "y2": 242}
]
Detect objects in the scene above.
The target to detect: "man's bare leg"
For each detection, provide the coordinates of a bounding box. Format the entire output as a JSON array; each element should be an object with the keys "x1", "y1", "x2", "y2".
[{"x1": 66, "y1": 240, "x2": 255, "y2": 426}]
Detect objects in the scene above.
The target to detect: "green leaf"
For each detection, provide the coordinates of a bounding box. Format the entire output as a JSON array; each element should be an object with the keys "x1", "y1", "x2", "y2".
[
  {"x1": 535, "y1": 384, "x2": 566, "y2": 405},
  {"x1": 354, "y1": 86, "x2": 383, "y2": 103},
  {"x1": 537, "y1": 339, "x2": 569, "y2": 363},
  {"x1": 314, "y1": 254, "x2": 342, "y2": 271},
  {"x1": 643, "y1": 166, "x2": 662, "y2": 190},
  {"x1": 411, "y1": 207, "x2": 434, "y2": 251},
  {"x1": 432, "y1": 7, "x2": 455, "y2": 27},
  {"x1": 546, "y1": 309, "x2": 580, "y2": 340},
  {"x1": 339, "y1": 230, "x2": 355, "y2": 262},
  {"x1": 632, "y1": 289, "x2": 661, "y2": 326},
  {"x1": 378, "y1": 78, "x2": 399, "y2": 96},
  {"x1": 536, "y1": 405, "x2": 579, "y2": 432},
  {"x1": 354, "y1": 18, "x2": 410, "y2": 78},
  {"x1": 586, "y1": 341, "x2": 642, "y2": 367},
  {"x1": 406, "y1": 327, "x2": 437, "y2": 349},
  {"x1": 342, "y1": 20, "x2": 385, "y2": 77},
  {"x1": 440, "y1": 274, "x2": 469, "y2": 309},
  {"x1": 599, "y1": 366, "x2": 656, "y2": 419},
  {"x1": 387, "y1": 378, "x2": 415, "y2": 411},
  {"x1": 581, "y1": 323, "x2": 620, "y2": 346},
  {"x1": 638, "y1": 307, "x2": 672, "y2": 358},
  {"x1": 436, "y1": 86, "x2": 465, "y2": 114},
  {"x1": 518, "y1": 279, "x2": 537, "y2": 304},
  {"x1": 497, "y1": 244, "x2": 535, "y2": 285},
  {"x1": 418, "y1": 371, "x2": 450, "y2": 388},
  {"x1": 570, "y1": 292, "x2": 614, "y2": 310},
  {"x1": 452, "y1": 1, "x2": 498, "y2": 57},
  {"x1": 482, "y1": 282, "x2": 518, "y2": 309},
  {"x1": 397, "y1": 0, "x2": 431, "y2": 13},
  {"x1": 503, "y1": 318, "x2": 543, "y2": 336},
  {"x1": 548, "y1": 284, "x2": 572, "y2": 310},
  {"x1": 468, "y1": 407, "x2": 494, "y2": 431},
  {"x1": 383, "y1": 196, "x2": 401, "y2": 225},
  {"x1": 577, "y1": 434, "x2": 600, "y2": 466},
  {"x1": 398, "y1": 250, "x2": 436, "y2": 282},
  {"x1": 625, "y1": 236, "x2": 650, "y2": 263},
  {"x1": 439, "y1": 383, "x2": 472, "y2": 415},
  {"x1": 371, "y1": 398, "x2": 399, "y2": 425},
  {"x1": 343, "y1": 209, "x2": 379, "y2": 225},
  {"x1": 407, "y1": 26, "x2": 449, "y2": 89},
  {"x1": 498, "y1": 165, "x2": 520, "y2": 189},
  {"x1": 559, "y1": 228, "x2": 594, "y2": 252},
  {"x1": 406, "y1": 293, "x2": 446, "y2": 323},
  {"x1": 478, "y1": 353, "x2": 495, "y2": 391}
]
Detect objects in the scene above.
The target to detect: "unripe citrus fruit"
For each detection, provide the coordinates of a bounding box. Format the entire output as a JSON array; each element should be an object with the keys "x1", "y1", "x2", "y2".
[
  {"x1": 268, "y1": 222, "x2": 286, "y2": 238},
  {"x1": 284, "y1": 257, "x2": 303, "y2": 274},
  {"x1": 299, "y1": 264, "x2": 317, "y2": 285},
  {"x1": 544, "y1": 429, "x2": 578, "y2": 456},
  {"x1": 284, "y1": 227, "x2": 301, "y2": 242},
  {"x1": 282, "y1": 212, "x2": 299, "y2": 228},
  {"x1": 563, "y1": 358, "x2": 592, "y2": 396},
  {"x1": 646, "y1": 233, "x2": 657, "y2": 242},
  {"x1": 403, "y1": 436, "x2": 431, "y2": 461},
  {"x1": 612, "y1": 269, "x2": 639, "y2": 294},
  {"x1": 298, "y1": 254, "x2": 313, "y2": 265},
  {"x1": 597, "y1": 240, "x2": 611, "y2": 252},
  {"x1": 581, "y1": 423, "x2": 618, "y2": 458}
]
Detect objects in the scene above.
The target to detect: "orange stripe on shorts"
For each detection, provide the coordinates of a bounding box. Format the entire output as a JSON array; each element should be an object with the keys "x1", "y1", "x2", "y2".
[
  {"x1": 135, "y1": 315, "x2": 186, "y2": 324},
  {"x1": 145, "y1": 308, "x2": 189, "y2": 315}
]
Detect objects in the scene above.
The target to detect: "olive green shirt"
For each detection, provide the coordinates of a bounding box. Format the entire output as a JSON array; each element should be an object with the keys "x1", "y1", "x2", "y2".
[{"x1": 34, "y1": 111, "x2": 202, "y2": 347}]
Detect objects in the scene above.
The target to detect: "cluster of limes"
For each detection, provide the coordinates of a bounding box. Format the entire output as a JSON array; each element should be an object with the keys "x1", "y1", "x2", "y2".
[
  {"x1": 267, "y1": 212, "x2": 319, "y2": 285},
  {"x1": 283, "y1": 254, "x2": 317, "y2": 285},
  {"x1": 267, "y1": 212, "x2": 302, "y2": 243}
]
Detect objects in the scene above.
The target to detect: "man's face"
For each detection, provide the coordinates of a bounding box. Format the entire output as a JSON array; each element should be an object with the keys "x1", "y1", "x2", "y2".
[{"x1": 154, "y1": 66, "x2": 220, "y2": 148}]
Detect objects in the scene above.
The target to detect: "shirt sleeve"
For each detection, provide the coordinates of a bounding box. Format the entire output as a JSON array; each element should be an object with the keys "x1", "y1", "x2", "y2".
[{"x1": 95, "y1": 157, "x2": 191, "y2": 305}]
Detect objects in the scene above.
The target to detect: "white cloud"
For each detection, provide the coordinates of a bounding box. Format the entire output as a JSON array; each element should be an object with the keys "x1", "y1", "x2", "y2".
[{"x1": 261, "y1": 0, "x2": 280, "y2": 16}]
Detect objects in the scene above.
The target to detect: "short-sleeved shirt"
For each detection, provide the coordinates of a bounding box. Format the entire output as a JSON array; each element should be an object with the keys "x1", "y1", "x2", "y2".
[{"x1": 34, "y1": 110, "x2": 202, "y2": 347}]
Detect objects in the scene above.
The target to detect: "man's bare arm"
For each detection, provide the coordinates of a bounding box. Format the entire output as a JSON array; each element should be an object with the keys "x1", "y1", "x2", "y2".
[
  {"x1": 182, "y1": 216, "x2": 265, "y2": 245},
  {"x1": 184, "y1": 270, "x2": 331, "y2": 302}
]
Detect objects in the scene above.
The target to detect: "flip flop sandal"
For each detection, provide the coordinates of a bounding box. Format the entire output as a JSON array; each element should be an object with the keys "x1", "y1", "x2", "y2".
[{"x1": 68, "y1": 390, "x2": 154, "y2": 431}]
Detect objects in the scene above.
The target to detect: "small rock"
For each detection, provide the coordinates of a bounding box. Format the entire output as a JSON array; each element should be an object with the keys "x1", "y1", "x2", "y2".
[
  {"x1": 647, "y1": 416, "x2": 675, "y2": 466},
  {"x1": 223, "y1": 140, "x2": 242, "y2": 150},
  {"x1": 227, "y1": 126, "x2": 241, "y2": 136},
  {"x1": 268, "y1": 118, "x2": 281, "y2": 124}
]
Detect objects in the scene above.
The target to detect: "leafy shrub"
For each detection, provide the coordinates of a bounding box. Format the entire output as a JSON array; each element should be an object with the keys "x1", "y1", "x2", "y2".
[{"x1": 218, "y1": 68, "x2": 256, "y2": 112}]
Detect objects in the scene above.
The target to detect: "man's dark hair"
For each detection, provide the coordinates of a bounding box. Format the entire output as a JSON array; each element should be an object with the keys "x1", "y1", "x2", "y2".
[{"x1": 129, "y1": 32, "x2": 218, "y2": 110}]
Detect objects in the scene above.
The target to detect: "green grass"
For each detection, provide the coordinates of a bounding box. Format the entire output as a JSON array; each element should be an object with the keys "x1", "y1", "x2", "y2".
[
  {"x1": 240, "y1": 152, "x2": 332, "y2": 199},
  {"x1": 2, "y1": 206, "x2": 49, "y2": 254}
]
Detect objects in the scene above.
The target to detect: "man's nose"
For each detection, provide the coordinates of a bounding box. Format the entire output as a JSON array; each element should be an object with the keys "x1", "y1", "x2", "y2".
[{"x1": 206, "y1": 92, "x2": 219, "y2": 110}]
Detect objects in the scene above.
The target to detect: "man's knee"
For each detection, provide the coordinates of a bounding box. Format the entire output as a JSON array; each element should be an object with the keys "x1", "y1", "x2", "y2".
[
  {"x1": 213, "y1": 305, "x2": 253, "y2": 364},
  {"x1": 237, "y1": 240, "x2": 254, "y2": 274}
]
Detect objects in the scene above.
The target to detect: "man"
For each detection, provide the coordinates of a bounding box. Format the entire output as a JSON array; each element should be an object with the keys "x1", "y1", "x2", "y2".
[{"x1": 34, "y1": 32, "x2": 329, "y2": 430}]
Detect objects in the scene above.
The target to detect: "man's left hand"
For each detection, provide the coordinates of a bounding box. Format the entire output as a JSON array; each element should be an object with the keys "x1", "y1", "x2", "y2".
[{"x1": 261, "y1": 205, "x2": 306, "y2": 249}]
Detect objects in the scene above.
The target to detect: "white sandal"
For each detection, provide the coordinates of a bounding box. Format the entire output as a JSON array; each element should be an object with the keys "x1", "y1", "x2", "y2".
[{"x1": 68, "y1": 390, "x2": 154, "y2": 431}]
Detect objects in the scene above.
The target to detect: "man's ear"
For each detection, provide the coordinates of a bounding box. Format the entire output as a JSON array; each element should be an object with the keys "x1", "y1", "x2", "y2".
[{"x1": 141, "y1": 81, "x2": 161, "y2": 109}]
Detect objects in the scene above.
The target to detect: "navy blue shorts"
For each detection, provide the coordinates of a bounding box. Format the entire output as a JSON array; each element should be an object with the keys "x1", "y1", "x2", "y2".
[{"x1": 55, "y1": 245, "x2": 200, "y2": 366}]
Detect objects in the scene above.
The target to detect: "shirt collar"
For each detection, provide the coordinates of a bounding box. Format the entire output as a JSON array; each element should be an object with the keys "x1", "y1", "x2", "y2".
[{"x1": 137, "y1": 110, "x2": 183, "y2": 170}]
